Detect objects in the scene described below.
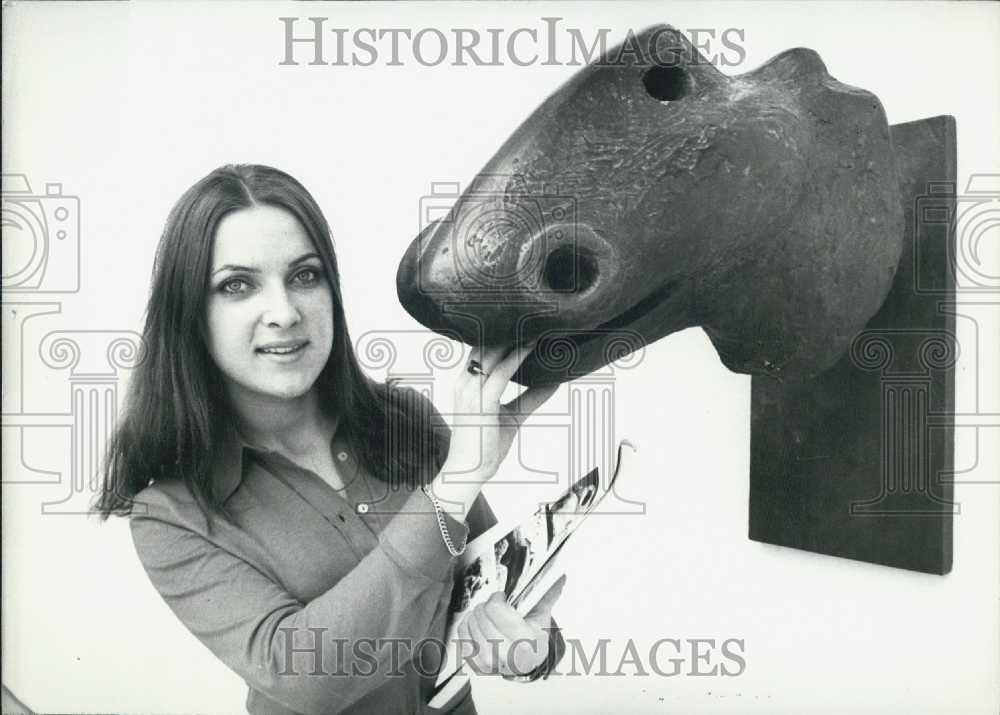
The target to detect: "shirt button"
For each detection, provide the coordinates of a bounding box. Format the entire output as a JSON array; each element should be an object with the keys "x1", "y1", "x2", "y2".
[
  {"x1": 337, "y1": 451, "x2": 348, "y2": 462},
  {"x1": 357, "y1": 503, "x2": 370, "y2": 515}
]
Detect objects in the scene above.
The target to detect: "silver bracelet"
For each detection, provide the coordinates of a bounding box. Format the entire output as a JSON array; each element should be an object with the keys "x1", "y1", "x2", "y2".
[{"x1": 420, "y1": 485, "x2": 467, "y2": 557}]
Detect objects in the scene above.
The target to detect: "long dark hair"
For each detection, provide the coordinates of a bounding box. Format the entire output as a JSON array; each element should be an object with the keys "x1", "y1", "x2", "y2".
[{"x1": 93, "y1": 164, "x2": 444, "y2": 531}]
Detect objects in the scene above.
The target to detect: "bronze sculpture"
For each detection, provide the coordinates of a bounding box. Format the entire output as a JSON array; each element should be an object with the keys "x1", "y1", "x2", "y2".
[{"x1": 396, "y1": 25, "x2": 956, "y2": 574}]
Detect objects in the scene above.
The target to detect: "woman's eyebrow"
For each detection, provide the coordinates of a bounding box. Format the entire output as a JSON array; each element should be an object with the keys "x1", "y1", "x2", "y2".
[
  {"x1": 288, "y1": 252, "x2": 321, "y2": 267},
  {"x1": 211, "y1": 253, "x2": 320, "y2": 276},
  {"x1": 212, "y1": 264, "x2": 259, "y2": 276}
]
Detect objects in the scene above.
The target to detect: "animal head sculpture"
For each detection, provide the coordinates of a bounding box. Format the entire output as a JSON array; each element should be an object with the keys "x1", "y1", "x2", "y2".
[{"x1": 396, "y1": 25, "x2": 904, "y2": 385}]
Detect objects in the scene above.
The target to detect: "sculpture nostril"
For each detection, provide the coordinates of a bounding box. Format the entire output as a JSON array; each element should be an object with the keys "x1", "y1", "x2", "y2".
[
  {"x1": 642, "y1": 65, "x2": 689, "y2": 101},
  {"x1": 542, "y1": 244, "x2": 600, "y2": 294}
]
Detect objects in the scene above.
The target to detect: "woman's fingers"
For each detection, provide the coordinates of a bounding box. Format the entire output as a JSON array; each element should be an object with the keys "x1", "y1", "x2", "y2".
[
  {"x1": 462, "y1": 342, "x2": 536, "y2": 408},
  {"x1": 459, "y1": 344, "x2": 510, "y2": 403},
  {"x1": 464, "y1": 592, "x2": 547, "y2": 675},
  {"x1": 465, "y1": 604, "x2": 499, "y2": 674},
  {"x1": 483, "y1": 341, "x2": 535, "y2": 401},
  {"x1": 481, "y1": 593, "x2": 548, "y2": 674},
  {"x1": 466, "y1": 345, "x2": 510, "y2": 378},
  {"x1": 458, "y1": 616, "x2": 492, "y2": 675},
  {"x1": 482, "y1": 595, "x2": 539, "y2": 643},
  {"x1": 472, "y1": 596, "x2": 511, "y2": 652},
  {"x1": 524, "y1": 573, "x2": 568, "y2": 629},
  {"x1": 456, "y1": 618, "x2": 474, "y2": 666},
  {"x1": 451, "y1": 341, "x2": 557, "y2": 481},
  {"x1": 503, "y1": 382, "x2": 560, "y2": 425},
  {"x1": 456, "y1": 344, "x2": 506, "y2": 410}
]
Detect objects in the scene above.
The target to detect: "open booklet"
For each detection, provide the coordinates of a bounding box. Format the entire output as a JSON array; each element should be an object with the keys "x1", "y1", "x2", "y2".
[{"x1": 432, "y1": 439, "x2": 638, "y2": 693}]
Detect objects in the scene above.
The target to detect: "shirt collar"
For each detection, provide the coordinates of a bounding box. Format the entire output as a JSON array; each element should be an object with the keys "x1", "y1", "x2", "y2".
[
  {"x1": 213, "y1": 422, "x2": 252, "y2": 504},
  {"x1": 212, "y1": 416, "x2": 344, "y2": 503}
]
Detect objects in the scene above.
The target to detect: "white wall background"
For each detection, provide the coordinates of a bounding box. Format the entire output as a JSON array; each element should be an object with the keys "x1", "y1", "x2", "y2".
[{"x1": 2, "y1": 2, "x2": 998, "y2": 713}]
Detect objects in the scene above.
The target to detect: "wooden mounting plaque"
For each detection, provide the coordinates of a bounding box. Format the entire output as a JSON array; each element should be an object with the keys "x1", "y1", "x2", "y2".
[{"x1": 748, "y1": 115, "x2": 957, "y2": 574}]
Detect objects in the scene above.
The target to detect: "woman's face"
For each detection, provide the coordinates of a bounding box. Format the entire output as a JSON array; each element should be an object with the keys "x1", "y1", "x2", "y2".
[{"x1": 204, "y1": 205, "x2": 335, "y2": 408}]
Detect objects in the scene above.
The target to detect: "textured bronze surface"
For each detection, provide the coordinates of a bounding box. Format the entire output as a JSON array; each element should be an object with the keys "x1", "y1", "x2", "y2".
[{"x1": 397, "y1": 25, "x2": 906, "y2": 385}]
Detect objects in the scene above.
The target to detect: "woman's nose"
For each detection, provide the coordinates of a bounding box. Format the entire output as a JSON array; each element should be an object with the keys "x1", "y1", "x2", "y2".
[{"x1": 260, "y1": 285, "x2": 301, "y2": 328}]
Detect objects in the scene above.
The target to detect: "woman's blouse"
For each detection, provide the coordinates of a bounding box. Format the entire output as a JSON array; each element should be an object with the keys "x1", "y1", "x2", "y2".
[{"x1": 129, "y1": 391, "x2": 516, "y2": 715}]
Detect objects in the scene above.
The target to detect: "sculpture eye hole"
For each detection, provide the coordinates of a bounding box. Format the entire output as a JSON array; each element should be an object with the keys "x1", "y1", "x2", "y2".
[
  {"x1": 642, "y1": 65, "x2": 689, "y2": 101},
  {"x1": 543, "y1": 245, "x2": 599, "y2": 293}
]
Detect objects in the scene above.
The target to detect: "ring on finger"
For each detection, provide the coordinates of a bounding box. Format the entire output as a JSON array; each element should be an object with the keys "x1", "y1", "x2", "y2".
[{"x1": 467, "y1": 359, "x2": 488, "y2": 377}]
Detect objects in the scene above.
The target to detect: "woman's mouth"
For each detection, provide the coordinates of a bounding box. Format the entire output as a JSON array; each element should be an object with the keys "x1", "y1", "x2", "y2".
[{"x1": 255, "y1": 341, "x2": 309, "y2": 360}]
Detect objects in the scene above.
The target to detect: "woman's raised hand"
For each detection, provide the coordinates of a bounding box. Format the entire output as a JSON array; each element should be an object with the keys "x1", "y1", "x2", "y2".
[{"x1": 443, "y1": 342, "x2": 560, "y2": 486}]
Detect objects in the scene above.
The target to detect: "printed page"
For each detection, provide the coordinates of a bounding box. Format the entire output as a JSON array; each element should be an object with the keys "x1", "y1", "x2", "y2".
[{"x1": 434, "y1": 439, "x2": 636, "y2": 688}]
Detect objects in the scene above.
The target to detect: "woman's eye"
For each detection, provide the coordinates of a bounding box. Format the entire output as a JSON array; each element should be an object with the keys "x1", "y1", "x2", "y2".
[
  {"x1": 219, "y1": 277, "x2": 251, "y2": 295},
  {"x1": 292, "y1": 267, "x2": 323, "y2": 286}
]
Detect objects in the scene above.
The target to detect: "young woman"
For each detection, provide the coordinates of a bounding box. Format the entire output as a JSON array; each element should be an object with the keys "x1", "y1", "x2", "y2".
[{"x1": 94, "y1": 164, "x2": 564, "y2": 715}]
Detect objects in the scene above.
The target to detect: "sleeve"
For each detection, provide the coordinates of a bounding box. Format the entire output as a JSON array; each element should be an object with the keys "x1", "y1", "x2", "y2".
[
  {"x1": 130, "y1": 484, "x2": 469, "y2": 715},
  {"x1": 465, "y1": 491, "x2": 497, "y2": 542}
]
